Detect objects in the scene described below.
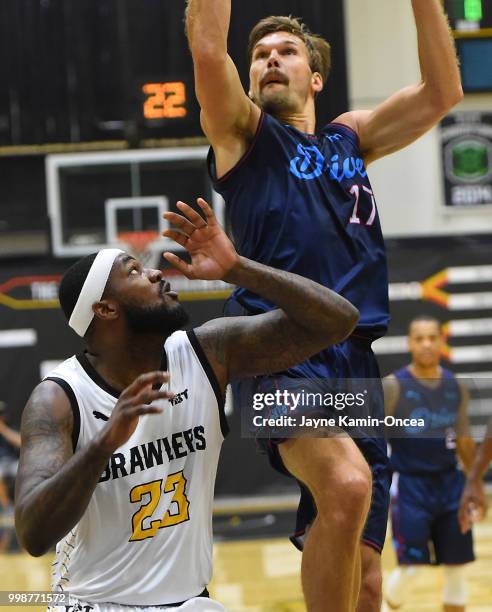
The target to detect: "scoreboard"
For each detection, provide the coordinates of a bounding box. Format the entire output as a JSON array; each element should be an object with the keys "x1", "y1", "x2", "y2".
[
  {"x1": 0, "y1": 0, "x2": 347, "y2": 152},
  {"x1": 0, "y1": 0, "x2": 348, "y2": 252},
  {"x1": 0, "y1": 0, "x2": 201, "y2": 149}
]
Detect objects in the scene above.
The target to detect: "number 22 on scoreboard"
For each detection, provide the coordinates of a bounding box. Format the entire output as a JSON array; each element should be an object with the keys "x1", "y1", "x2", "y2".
[{"x1": 142, "y1": 82, "x2": 187, "y2": 120}]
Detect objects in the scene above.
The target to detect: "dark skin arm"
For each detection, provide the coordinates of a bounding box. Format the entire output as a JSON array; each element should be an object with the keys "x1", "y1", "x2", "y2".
[
  {"x1": 456, "y1": 382, "x2": 476, "y2": 474},
  {"x1": 163, "y1": 199, "x2": 359, "y2": 389},
  {"x1": 459, "y1": 417, "x2": 492, "y2": 533},
  {"x1": 467, "y1": 418, "x2": 492, "y2": 480},
  {"x1": 15, "y1": 373, "x2": 171, "y2": 556},
  {"x1": 382, "y1": 374, "x2": 400, "y2": 418},
  {"x1": 195, "y1": 260, "x2": 357, "y2": 384}
]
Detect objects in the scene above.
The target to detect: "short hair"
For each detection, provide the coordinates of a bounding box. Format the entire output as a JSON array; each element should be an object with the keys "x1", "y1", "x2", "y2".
[
  {"x1": 248, "y1": 16, "x2": 332, "y2": 85},
  {"x1": 408, "y1": 315, "x2": 442, "y2": 335},
  {"x1": 58, "y1": 253, "x2": 98, "y2": 322}
]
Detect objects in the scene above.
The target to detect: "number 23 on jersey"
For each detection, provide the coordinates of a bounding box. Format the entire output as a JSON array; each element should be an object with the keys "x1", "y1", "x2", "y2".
[{"x1": 129, "y1": 470, "x2": 190, "y2": 542}]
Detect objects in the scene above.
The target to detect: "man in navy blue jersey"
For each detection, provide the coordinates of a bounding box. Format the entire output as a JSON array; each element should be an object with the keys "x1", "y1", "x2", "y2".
[
  {"x1": 383, "y1": 316, "x2": 475, "y2": 612},
  {"x1": 186, "y1": 2, "x2": 463, "y2": 609}
]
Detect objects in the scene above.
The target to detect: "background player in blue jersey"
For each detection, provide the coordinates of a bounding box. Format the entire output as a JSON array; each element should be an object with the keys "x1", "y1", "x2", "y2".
[
  {"x1": 186, "y1": 1, "x2": 463, "y2": 609},
  {"x1": 383, "y1": 316, "x2": 476, "y2": 612}
]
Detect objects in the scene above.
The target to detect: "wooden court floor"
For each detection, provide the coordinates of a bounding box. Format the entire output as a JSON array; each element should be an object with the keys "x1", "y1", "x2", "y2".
[
  {"x1": 0, "y1": 508, "x2": 491, "y2": 611},
  {"x1": 210, "y1": 510, "x2": 492, "y2": 611}
]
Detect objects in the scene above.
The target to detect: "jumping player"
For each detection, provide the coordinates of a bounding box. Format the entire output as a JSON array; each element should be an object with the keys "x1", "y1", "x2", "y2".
[
  {"x1": 383, "y1": 316, "x2": 476, "y2": 612},
  {"x1": 15, "y1": 199, "x2": 357, "y2": 612},
  {"x1": 186, "y1": 0, "x2": 463, "y2": 609}
]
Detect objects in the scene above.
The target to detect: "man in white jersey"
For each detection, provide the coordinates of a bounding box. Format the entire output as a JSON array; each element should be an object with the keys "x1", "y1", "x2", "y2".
[{"x1": 15, "y1": 198, "x2": 358, "y2": 612}]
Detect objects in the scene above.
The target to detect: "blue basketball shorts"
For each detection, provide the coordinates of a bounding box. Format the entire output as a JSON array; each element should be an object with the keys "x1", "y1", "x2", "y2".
[
  {"x1": 391, "y1": 470, "x2": 475, "y2": 565},
  {"x1": 224, "y1": 297, "x2": 391, "y2": 553}
]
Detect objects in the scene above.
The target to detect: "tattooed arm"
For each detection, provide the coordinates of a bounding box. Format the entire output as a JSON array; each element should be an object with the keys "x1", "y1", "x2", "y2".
[
  {"x1": 163, "y1": 199, "x2": 359, "y2": 389},
  {"x1": 15, "y1": 372, "x2": 170, "y2": 556},
  {"x1": 196, "y1": 258, "x2": 358, "y2": 386}
]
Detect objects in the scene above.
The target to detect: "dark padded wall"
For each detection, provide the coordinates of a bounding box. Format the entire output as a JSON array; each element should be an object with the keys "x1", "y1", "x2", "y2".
[
  {"x1": 0, "y1": 0, "x2": 347, "y2": 148},
  {"x1": 0, "y1": 0, "x2": 348, "y2": 253}
]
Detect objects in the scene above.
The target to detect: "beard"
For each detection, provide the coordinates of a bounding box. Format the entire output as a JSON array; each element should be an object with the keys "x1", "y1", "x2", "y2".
[
  {"x1": 121, "y1": 299, "x2": 189, "y2": 337},
  {"x1": 256, "y1": 90, "x2": 297, "y2": 117}
]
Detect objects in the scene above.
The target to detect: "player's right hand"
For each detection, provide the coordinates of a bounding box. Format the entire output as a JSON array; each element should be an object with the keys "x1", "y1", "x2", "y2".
[
  {"x1": 97, "y1": 371, "x2": 172, "y2": 454},
  {"x1": 163, "y1": 198, "x2": 239, "y2": 281}
]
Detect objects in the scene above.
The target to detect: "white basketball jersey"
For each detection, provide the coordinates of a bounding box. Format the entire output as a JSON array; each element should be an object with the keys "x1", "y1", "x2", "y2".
[{"x1": 45, "y1": 330, "x2": 227, "y2": 606}]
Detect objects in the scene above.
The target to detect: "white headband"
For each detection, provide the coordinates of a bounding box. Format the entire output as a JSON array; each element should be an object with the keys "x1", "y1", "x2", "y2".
[{"x1": 69, "y1": 249, "x2": 123, "y2": 337}]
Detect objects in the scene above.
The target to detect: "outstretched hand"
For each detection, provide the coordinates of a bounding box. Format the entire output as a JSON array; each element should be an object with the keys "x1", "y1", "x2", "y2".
[{"x1": 163, "y1": 198, "x2": 239, "y2": 280}]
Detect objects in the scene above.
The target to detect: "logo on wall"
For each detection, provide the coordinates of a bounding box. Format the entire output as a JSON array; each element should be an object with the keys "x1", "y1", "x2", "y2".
[
  {"x1": 441, "y1": 112, "x2": 492, "y2": 207},
  {"x1": 0, "y1": 272, "x2": 231, "y2": 311},
  {"x1": 0, "y1": 275, "x2": 61, "y2": 310}
]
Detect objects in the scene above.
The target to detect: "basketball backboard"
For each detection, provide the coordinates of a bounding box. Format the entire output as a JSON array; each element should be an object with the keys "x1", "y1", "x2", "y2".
[{"x1": 46, "y1": 147, "x2": 224, "y2": 258}]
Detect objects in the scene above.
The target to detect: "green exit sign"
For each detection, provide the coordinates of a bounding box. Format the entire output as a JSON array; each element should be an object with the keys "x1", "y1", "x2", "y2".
[
  {"x1": 464, "y1": 0, "x2": 483, "y2": 21},
  {"x1": 448, "y1": 0, "x2": 483, "y2": 21}
]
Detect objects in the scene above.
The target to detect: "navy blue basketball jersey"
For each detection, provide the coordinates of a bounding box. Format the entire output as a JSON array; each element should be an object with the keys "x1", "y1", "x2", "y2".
[
  {"x1": 389, "y1": 367, "x2": 462, "y2": 474},
  {"x1": 208, "y1": 112, "x2": 390, "y2": 342}
]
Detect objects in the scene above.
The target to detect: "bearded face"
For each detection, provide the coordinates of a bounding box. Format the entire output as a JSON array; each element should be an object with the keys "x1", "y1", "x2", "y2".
[
  {"x1": 121, "y1": 297, "x2": 189, "y2": 337},
  {"x1": 249, "y1": 32, "x2": 321, "y2": 118}
]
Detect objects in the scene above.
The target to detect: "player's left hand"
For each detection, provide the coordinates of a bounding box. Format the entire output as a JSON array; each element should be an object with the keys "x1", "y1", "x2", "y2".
[
  {"x1": 163, "y1": 198, "x2": 239, "y2": 280},
  {"x1": 458, "y1": 477, "x2": 488, "y2": 533}
]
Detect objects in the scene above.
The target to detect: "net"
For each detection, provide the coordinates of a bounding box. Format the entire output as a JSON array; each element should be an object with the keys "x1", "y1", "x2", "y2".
[{"x1": 117, "y1": 230, "x2": 160, "y2": 267}]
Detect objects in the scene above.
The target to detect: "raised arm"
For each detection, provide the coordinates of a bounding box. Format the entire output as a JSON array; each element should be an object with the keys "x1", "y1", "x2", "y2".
[
  {"x1": 163, "y1": 199, "x2": 358, "y2": 386},
  {"x1": 15, "y1": 373, "x2": 171, "y2": 556},
  {"x1": 336, "y1": 0, "x2": 463, "y2": 165},
  {"x1": 185, "y1": 0, "x2": 260, "y2": 175},
  {"x1": 199, "y1": 258, "x2": 357, "y2": 382}
]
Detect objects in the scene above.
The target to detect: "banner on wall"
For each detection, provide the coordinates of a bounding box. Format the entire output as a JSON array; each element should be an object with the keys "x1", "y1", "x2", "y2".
[{"x1": 441, "y1": 112, "x2": 492, "y2": 207}]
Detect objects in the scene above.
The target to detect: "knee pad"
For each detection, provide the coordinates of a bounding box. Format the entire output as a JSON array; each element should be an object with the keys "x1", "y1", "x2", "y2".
[
  {"x1": 384, "y1": 566, "x2": 419, "y2": 608},
  {"x1": 443, "y1": 565, "x2": 468, "y2": 606}
]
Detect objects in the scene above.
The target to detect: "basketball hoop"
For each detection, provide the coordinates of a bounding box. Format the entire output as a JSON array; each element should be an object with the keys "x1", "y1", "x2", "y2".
[{"x1": 117, "y1": 230, "x2": 161, "y2": 267}]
